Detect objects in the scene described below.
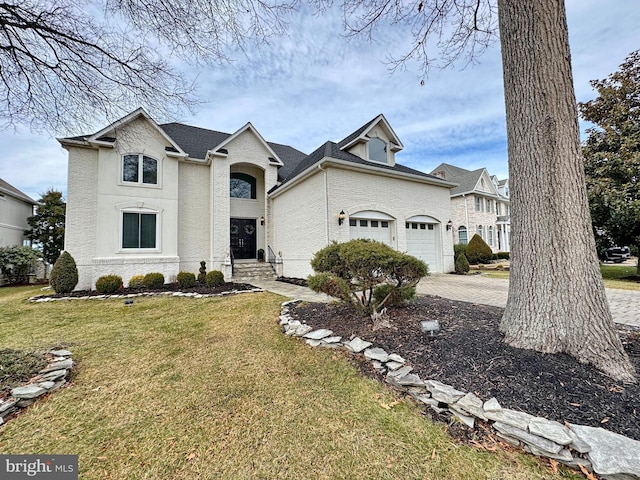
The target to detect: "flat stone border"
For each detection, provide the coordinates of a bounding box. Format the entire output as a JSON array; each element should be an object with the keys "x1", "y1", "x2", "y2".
[
  {"x1": 0, "y1": 350, "x2": 74, "y2": 427},
  {"x1": 279, "y1": 300, "x2": 640, "y2": 480},
  {"x1": 28, "y1": 288, "x2": 265, "y2": 303}
]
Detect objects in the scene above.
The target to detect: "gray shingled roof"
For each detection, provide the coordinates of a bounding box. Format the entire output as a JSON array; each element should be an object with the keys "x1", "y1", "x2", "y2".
[
  {"x1": 430, "y1": 163, "x2": 486, "y2": 196},
  {"x1": 279, "y1": 141, "x2": 447, "y2": 186},
  {"x1": 0, "y1": 178, "x2": 37, "y2": 204}
]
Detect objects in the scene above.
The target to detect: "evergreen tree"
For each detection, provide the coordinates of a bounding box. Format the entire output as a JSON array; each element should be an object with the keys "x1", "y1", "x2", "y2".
[
  {"x1": 25, "y1": 189, "x2": 66, "y2": 276},
  {"x1": 579, "y1": 50, "x2": 640, "y2": 276}
]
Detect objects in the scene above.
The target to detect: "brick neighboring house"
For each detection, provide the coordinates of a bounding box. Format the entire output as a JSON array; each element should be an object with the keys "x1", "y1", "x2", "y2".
[
  {"x1": 0, "y1": 178, "x2": 37, "y2": 247},
  {"x1": 430, "y1": 163, "x2": 511, "y2": 252},
  {"x1": 59, "y1": 108, "x2": 457, "y2": 290}
]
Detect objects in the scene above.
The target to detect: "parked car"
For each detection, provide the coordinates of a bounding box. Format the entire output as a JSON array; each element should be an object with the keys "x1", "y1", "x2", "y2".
[{"x1": 602, "y1": 246, "x2": 631, "y2": 263}]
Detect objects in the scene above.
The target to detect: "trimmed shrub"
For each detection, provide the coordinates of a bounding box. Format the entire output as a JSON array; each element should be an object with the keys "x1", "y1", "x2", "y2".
[
  {"x1": 453, "y1": 243, "x2": 468, "y2": 261},
  {"x1": 496, "y1": 251, "x2": 510, "y2": 260},
  {"x1": 50, "y1": 251, "x2": 78, "y2": 294},
  {"x1": 177, "y1": 271, "x2": 196, "y2": 288},
  {"x1": 466, "y1": 234, "x2": 493, "y2": 264},
  {"x1": 373, "y1": 283, "x2": 416, "y2": 307},
  {"x1": 143, "y1": 272, "x2": 165, "y2": 290},
  {"x1": 198, "y1": 261, "x2": 207, "y2": 284},
  {"x1": 0, "y1": 246, "x2": 41, "y2": 284},
  {"x1": 206, "y1": 270, "x2": 224, "y2": 287},
  {"x1": 128, "y1": 275, "x2": 145, "y2": 289},
  {"x1": 455, "y1": 253, "x2": 470, "y2": 274},
  {"x1": 95, "y1": 275, "x2": 123, "y2": 294},
  {"x1": 308, "y1": 239, "x2": 428, "y2": 318}
]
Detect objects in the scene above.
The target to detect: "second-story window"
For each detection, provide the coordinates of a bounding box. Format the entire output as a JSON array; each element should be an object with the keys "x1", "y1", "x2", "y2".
[
  {"x1": 496, "y1": 203, "x2": 502, "y2": 215},
  {"x1": 475, "y1": 197, "x2": 482, "y2": 212},
  {"x1": 123, "y1": 154, "x2": 158, "y2": 185},
  {"x1": 230, "y1": 173, "x2": 257, "y2": 199}
]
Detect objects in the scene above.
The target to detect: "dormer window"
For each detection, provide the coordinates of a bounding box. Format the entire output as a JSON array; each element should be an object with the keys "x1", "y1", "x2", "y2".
[
  {"x1": 368, "y1": 137, "x2": 387, "y2": 163},
  {"x1": 123, "y1": 154, "x2": 158, "y2": 185}
]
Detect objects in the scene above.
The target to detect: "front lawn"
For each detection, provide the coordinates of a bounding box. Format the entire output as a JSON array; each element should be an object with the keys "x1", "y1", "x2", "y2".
[
  {"x1": 481, "y1": 263, "x2": 640, "y2": 290},
  {"x1": 0, "y1": 287, "x2": 576, "y2": 479}
]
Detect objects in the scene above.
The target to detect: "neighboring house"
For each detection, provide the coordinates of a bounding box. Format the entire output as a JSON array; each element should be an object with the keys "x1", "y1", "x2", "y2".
[
  {"x1": 0, "y1": 178, "x2": 37, "y2": 247},
  {"x1": 430, "y1": 163, "x2": 511, "y2": 252},
  {"x1": 59, "y1": 108, "x2": 456, "y2": 290}
]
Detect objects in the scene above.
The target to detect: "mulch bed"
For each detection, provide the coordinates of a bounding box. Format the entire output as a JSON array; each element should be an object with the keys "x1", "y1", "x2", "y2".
[
  {"x1": 31, "y1": 282, "x2": 256, "y2": 299},
  {"x1": 289, "y1": 296, "x2": 640, "y2": 442}
]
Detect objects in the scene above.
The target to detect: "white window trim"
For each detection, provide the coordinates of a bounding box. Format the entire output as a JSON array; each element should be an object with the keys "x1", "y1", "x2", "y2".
[
  {"x1": 120, "y1": 153, "x2": 162, "y2": 188},
  {"x1": 367, "y1": 137, "x2": 388, "y2": 164},
  {"x1": 118, "y1": 207, "x2": 162, "y2": 253}
]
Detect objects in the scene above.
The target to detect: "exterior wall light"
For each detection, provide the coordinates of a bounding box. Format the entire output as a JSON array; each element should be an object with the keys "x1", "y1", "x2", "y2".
[
  {"x1": 338, "y1": 210, "x2": 346, "y2": 225},
  {"x1": 446, "y1": 220, "x2": 453, "y2": 231},
  {"x1": 259, "y1": 216, "x2": 265, "y2": 225}
]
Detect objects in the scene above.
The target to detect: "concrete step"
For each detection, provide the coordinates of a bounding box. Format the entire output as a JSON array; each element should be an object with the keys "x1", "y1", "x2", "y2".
[{"x1": 232, "y1": 262, "x2": 277, "y2": 281}]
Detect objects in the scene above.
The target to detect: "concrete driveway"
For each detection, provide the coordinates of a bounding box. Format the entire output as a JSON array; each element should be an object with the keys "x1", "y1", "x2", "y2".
[{"x1": 417, "y1": 274, "x2": 640, "y2": 329}]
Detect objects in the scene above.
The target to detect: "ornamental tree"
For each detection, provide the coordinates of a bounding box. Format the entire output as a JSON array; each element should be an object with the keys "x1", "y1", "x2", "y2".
[{"x1": 25, "y1": 189, "x2": 66, "y2": 277}]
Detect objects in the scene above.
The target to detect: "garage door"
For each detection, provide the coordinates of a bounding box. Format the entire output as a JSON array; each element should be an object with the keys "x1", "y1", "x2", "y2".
[
  {"x1": 406, "y1": 222, "x2": 438, "y2": 268},
  {"x1": 349, "y1": 218, "x2": 392, "y2": 245}
]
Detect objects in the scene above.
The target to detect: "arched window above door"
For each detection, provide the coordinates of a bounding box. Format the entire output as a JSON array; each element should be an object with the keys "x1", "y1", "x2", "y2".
[{"x1": 230, "y1": 173, "x2": 257, "y2": 199}]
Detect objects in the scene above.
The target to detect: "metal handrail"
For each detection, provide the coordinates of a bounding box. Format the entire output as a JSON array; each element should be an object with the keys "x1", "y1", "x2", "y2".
[
  {"x1": 229, "y1": 246, "x2": 235, "y2": 275},
  {"x1": 267, "y1": 245, "x2": 277, "y2": 264}
]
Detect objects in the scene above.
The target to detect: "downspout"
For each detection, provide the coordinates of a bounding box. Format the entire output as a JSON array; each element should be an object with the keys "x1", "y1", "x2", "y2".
[
  {"x1": 317, "y1": 164, "x2": 329, "y2": 243},
  {"x1": 463, "y1": 194, "x2": 469, "y2": 241}
]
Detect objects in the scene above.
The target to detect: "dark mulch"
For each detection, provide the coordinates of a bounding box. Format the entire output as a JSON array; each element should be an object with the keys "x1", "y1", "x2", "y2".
[
  {"x1": 289, "y1": 296, "x2": 640, "y2": 442},
  {"x1": 277, "y1": 277, "x2": 309, "y2": 287},
  {"x1": 31, "y1": 282, "x2": 256, "y2": 299}
]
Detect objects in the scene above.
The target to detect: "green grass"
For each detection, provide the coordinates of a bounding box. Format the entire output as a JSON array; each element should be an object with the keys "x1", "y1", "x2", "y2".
[
  {"x1": 481, "y1": 263, "x2": 640, "y2": 290},
  {"x1": 0, "y1": 287, "x2": 579, "y2": 479}
]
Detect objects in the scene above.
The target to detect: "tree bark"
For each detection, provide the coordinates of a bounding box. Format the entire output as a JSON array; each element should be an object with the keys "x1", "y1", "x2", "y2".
[{"x1": 497, "y1": 0, "x2": 636, "y2": 382}]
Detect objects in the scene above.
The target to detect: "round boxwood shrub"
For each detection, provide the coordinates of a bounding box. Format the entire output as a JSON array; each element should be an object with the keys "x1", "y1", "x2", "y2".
[
  {"x1": 128, "y1": 274, "x2": 145, "y2": 289},
  {"x1": 177, "y1": 271, "x2": 196, "y2": 289},
  {"x1": 143, "y1": 272, "x2": 165, "y2": 290},
  {"x1": 50, "y1": 251, "x2": 78, "y2": 294},
  {"x1": 466, "y1": 234, "x2": 493, "y2": 264},
  {"x1": 206, "y1": 270, "x2": 224, "y2": 287},
  {"x1": 453, "y1": 243, "x2": 468, "y2": 261},
  {"x1": 95, "y1": 274, "x2": 123, "y2": 294}
]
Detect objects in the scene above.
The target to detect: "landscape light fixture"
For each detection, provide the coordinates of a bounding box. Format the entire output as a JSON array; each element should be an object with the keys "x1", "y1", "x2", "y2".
[
  {"x1": 338, "y1": 210, "x2": 346, "y2": 225},
  {"x1": 420, "y1": 320, "x2": 440, "y2": 339}
]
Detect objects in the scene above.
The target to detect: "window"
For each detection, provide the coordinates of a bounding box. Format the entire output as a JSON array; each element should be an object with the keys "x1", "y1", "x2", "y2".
[
  {"x1": 360, "y1": 220, "x2": 368, "y2": 227},
  {"x1": 477, "y1": 225, "x2": 484, "y2": 239},
  {"x1": 122, "y1": 154, "x2": 158, "y2": 185},
  {"x1": 488, "y1": 226, "x2": 494, "y2": 246},
  {"x1": 475, "y1": 197, "x2": 482, "y2": 211},
  {"x1": 496, "y1": 203, "x2": 502, "y2": 215},
  {"x1": 349, "y1": 219, "x2": 357, "y2": 227},
  {"x1": 368, "y1": 137, "x2": 387, "y2": 163},
  {"x1": 122, "y1": 212, "x2": 157, "y2": 249},
  {"x1": 458, "y1": 226, "x2": 468, "y2": 244},
  {"x1": 230, "y1": 173, "x2": 257, "y2": 199},
  {"x1": 486, "y1": 199, "x2": 493, "y2": 213}
]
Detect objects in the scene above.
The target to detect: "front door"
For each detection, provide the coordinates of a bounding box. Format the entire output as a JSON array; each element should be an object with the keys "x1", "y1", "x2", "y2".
[{"x1": 230, "y1": 218, "x2": 257, "y2": 260}]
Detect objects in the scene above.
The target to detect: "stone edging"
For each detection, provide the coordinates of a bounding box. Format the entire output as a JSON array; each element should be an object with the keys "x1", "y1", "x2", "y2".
[
  {"x1": 28, "y1": 288, "x2": 265, "y2": 303},
  {"x1": 0, "y1": 350, "x2": 74, "y2": 427},
  {"x1": 279, "y1": 300, "x2": 640, "y2": 480}
]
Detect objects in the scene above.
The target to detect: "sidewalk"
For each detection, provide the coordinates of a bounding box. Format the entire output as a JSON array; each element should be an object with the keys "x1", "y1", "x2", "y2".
[
  {"x1": 417, "y1": 274, "x2": 640, "y2": 329},
  {"x1": 253, "y1": 275, "x2": 640, "y2": 329}
]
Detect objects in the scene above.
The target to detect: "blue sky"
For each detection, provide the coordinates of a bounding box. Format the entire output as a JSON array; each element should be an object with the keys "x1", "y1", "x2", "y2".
[{"x1": 0, "y1": 0, "x2": 638, "y2": 201}]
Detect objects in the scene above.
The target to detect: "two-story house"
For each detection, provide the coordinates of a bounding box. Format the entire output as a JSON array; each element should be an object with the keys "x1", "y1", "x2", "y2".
[
  {"x1": 59, "y1": 108, "x2": 457, "y2": 290},
  {"x1": 430, "y1": 163, "x2": 510, "y2": 252},
  {"x1": 0, "y1": 178, "x2": 37, "y2": 247}
]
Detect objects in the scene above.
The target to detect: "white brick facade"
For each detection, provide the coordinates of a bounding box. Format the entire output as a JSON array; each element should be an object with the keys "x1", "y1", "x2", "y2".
[{"x1": 61, "y1": 110, "x2": 456, "y2": 290}]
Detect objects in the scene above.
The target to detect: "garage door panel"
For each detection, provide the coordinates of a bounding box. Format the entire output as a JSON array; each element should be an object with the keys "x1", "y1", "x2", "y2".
[
  {"x1": 406, "y1": 222, "x2": 438, "y2": 268},
  {"x1": 349, "y1": 219, "x2": 392, "y2": 245}
]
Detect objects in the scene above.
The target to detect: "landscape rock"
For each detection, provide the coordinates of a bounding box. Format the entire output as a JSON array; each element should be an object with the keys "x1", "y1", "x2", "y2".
[
  {"x1": 525, "y1": 445, "x2": 574, "y2": 463},
  {"x1": 569, "y1": 424, "x2": 640, "y2": 480},
  {"x1": 493, "y1": 422, "x2": 563, "y2": 454},
  {"x1": 364, "y1": 347, "x2": 389, "y2": 363},
  {"x1": 39, "y1": 369, "x2": 68, "y2": 382},
  {"x1": 451, "y1": 410, "x2": 475, "y2": 429},
  {"x1": 50, "y1": 349, "x2": 72, "y2": 357},
  {"x1": 386, "y1": 365, "x2": 413, "y2": 378},
  {"x1": 395, "y1": 373, "x2": 425, "y2": 387},
  {"x1": 484, "y1": 408, "x2": 534, "y2": 431},
  {"x1": 452, "y1": 392, "x2": 487, "y2": 421},
  {"x1": 483, "y1": 397, "x2": 502, "y2": 412},
  {"x1": 0, "y1": 398, "x2": 18, "y2": 414},
  {"x1": 425, "y1": 380, "x2": 465, "y2": 404},
  {"x1": 11, "y1": 385, "x2": 47, "y2": 399},
  {"x1": 322, "y1": 336, "x2": 342, "y2": 344},
  {"x1": 345, "y1": 337, "x2": 372, "y2": 353},
  {"x1": 305, "y1": 339, "x2": 322, "y2": 347},
  {"x1": 40, "y1": 359, "x2": 73, "y2": 373},
  {"x1": 385, "y1": 361, "x2": 404, "y2": 371},
  {"x1": 528, "y1": 417, "x2": 573, "y2": 446},
  {"x1": 387, "y1": 353, "x2": 405, "y2": 363},
  {"x1": 303, "y1": 329, "x2": 333, "y2": 340},
  {"x1": 38, "y1": 381, "x2": 56, "y2": 390}
]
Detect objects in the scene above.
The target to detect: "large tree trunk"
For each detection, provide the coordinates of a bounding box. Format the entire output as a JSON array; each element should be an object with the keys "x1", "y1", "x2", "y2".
[{"x1": 497, "y1": 0, "x2": 636, "y2": 383}]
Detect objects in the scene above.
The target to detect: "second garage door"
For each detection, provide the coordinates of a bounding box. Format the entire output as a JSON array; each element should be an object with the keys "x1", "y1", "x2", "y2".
[{"x1": 406, "y1": 221, "x2": 438, "y2": 269}]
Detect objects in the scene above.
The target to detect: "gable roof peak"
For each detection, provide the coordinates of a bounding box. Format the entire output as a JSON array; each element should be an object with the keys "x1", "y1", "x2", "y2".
[{"x1": 337, "y1": 113, "x2": 403, "y2": 152}]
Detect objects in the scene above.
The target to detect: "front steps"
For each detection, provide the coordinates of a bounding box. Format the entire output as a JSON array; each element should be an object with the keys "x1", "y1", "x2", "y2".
[{"x1": 232, "y1": 262, "x2": 277, "y2": 282}]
